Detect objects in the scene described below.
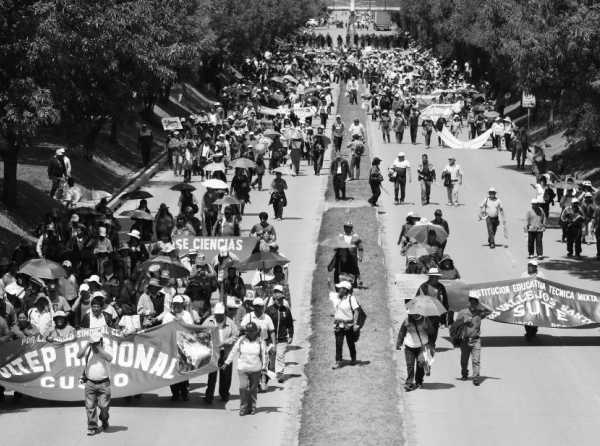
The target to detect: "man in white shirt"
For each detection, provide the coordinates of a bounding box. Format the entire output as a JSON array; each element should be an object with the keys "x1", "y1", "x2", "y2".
[
  {"x1": 389, "y1": 152, "x2": 412, "y2": 204},
  {"x1": 479, "y1": 187, "x2": 505, "y2": 249},
  {"x1": 441, "y1": 157, "x2": 463, "y2": 206},
  {"x1": 240, "y1": 298, "x2": 275, "y2": 345},
  {"x1": 77, "y1": 331, "x2": 113, "y2": 435},
  {"x1": 348, "y1": 118, "x2": 365, "y2": 141},
  {"x1": 491, "y1": 118, "x2": 505, "y2": 150}
]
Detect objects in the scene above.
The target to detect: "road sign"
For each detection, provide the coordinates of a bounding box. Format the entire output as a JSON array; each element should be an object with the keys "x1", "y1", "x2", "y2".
[{"x1": 522, "y1": 92, "x2": 536, "y2": 108}]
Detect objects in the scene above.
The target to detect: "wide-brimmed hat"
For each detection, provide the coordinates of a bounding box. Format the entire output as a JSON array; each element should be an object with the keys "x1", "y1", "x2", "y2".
[
  {"x1": 128, "y1": 229, "x2": 141, "y2": 239},
  {"x1": 427, "y1": 267, "x2": 441, "y2": 276}
]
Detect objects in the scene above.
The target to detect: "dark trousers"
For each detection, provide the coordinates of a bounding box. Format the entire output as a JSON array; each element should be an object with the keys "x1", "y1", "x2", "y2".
[
  {"x1": 251, "y1": 174, "x2": 263, "y2": 190},
  {"x1": 394, "y1": 179, "x2": 407, "y2": 202},
  {"x1": 424, "y1": 130, "x2": 432, "y2": 147},
  {"x1": 516, "y1": 150, "x2": 526, "y2": 169},
  {"x1": 334, "y1": 326, "x2": 356, "y2": 362},
  {"x1": 596, "y1": 231, "x2": 600, "y2": 257},
  {"x1": 404, "y1": 346, "x2": 425, "y2": 385},
  {"x1": 206, "y1": 350, "x2": 232, "y2": 401},
  {"x1": 369, "y1": 181, "x2": 381, "y2": 205},
  {"x1": 349, "y1": 89, "x2": 358, "y2": 104},
  {"x1": 350, "y1": 155, "x2": 361, "y2": 179},
  {"x1": 382, "y1": 128, "x2": 391, "y2": 143},
  {"x1": 49, "y1": 176, "x2": 62, "y2": 198},
  {"x1": 333, "y1": 175, "x2": 346, "y2": 199},
  {"x1": 527, "y1": 231, "x2": 543, "y2": 256},
  {"x1": 273, "y1": 201, "x2": 284, "y2": 219},
  {"x1": 312, "y1": 153, "x2": 323, "y2": 175},
  {"x1": 420, "y1": 180, "x2": 432, "y2": 205},
  {"x1": 395, "y1": 130, "x2": 404, "y2": 143},
  {"x1": 566, "y1": 227, "x2": 582, "y2": 256},
  {"x1": 486, "y1": 216, "x2": 500, "y2": 245},
  {"x1": 85, "y1": 380, "x2": 111, "y2": 430},
  {"x1": 238, "y1": 371, "x2": 261, "y2": 414},
  {"x1": 410, "y1": 126, "x2": 418, "y2": 144},
  {"x1": 333, "y1": 136, "x2": 343, "y2": 152},
  {"x1": 170, "y1": 380, "x2": 189, "y2": 398},
  {"x1": 460, "y1": 338, "x2": 481, "y2": 378},
  {"x1": 141, "y1": 146, "x2": 151, "y2": 166}
]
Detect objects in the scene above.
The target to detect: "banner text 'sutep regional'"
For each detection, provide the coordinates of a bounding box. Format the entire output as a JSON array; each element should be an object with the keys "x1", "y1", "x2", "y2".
[{"x1": 0, "y1": 322, "x2": 218, "y2": 401}]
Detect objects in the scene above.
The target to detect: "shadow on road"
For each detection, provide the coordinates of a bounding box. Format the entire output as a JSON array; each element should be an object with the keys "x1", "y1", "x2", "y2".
[
  {"x1": 420, "y1": 382, "x2": 455, "y2": 390},
  {"x1": 475, "y1": 335, "x2": 600, "y2": 347},
  {"x1": 104, "y1": 425, "x2": 129, "y2": 433},
  {"x1": 540, "y1": 258, "x2": 600, "y2": 282}
]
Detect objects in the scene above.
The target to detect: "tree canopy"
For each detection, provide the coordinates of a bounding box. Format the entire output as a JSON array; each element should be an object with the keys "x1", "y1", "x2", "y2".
[{"x1": 396, "y1": 0, "x2": 600, "y2": 147}]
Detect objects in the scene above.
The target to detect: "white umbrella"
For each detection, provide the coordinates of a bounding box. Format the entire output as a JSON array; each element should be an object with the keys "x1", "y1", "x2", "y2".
[{"x1": 202, "y1": 179, "x2": 228, "y2": 189}]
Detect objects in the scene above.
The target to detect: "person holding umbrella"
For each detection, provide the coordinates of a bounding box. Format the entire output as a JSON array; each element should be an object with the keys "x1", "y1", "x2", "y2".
[
  {"x1": 416, "y1": 268, "x2": 449, "y2": 346},
  {"x1": 396, "y1": 312, "x2": 435, "y2": 391},
  {"x1": 451, "y1": 293, "x2": 493, "y2": 386},
  {"x1": 231, "y1": 168, "x2": 251, "y2": 215}
]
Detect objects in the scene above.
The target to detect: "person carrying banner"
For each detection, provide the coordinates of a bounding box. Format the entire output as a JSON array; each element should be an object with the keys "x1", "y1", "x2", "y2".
[
  {"x1": 520, "y1": 260, "x2": 545, "y2": 340},
  {"x1": 202, "y1": 302, "x2": 238, "y2": 403},
  {"x1": 224, "y1": 322, "x2": 267, "y2": 416},
  {"x1": 77, "y1": 330, "x2": 114, "y2": 435},
  {"x1": 479, "y1": 187, "x2": 505, "y2": 249},
  {"x1": 451, "y1": 294, "x2": 492, "y2": 386}
]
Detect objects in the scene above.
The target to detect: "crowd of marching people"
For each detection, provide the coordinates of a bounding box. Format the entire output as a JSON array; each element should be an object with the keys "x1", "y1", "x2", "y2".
[{"x1": 3, "y1": 14, "x2": 600, "y2": 436}]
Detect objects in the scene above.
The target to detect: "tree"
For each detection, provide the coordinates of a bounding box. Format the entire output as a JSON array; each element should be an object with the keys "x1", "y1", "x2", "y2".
[
  {"x1": 0, "y1": 1, "x2": 59, "y2": 208},
  {"x1": 33, "y1": 0, "x2": 214, "y2": 156}
]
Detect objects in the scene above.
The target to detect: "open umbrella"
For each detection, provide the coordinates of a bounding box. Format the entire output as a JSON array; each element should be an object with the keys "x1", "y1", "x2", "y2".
[
  {"x1": 18, "y1": 259, "x2": 66, "y2": 280},
  {"x1": 170, "y1": 183, "x2": 196, "y2": 192},
  {"x1": 406, "y1": 222, "x2": 448, "y2": 244},
  {"x1": 202, "y1": 179, "x2": 228, "y2": 189},
  {"x1": 283, "y1": 75, "x2": 298, "y2": 84},
  {"x1": 128, "y1": 210, "x2": 153, "y2": 221},
  {"x1": 405, "y1": 243, "x2": 437, "y2": 259},
  {"x1": 406, "y1": 296, "x2": 447, "y2": 317},
  {"x1": 321, "y1": 236, "x2": 354, "y2": 249},
  {"x1": 270, "y1": 76, "x2": 285, "y2": 84},
  {"x1": 140, "y1": 256, "x2": 189, "y2": 278},
  {"x1": 204, "y1": 162, "x2": 226, "y2": 173},
  {"x1": 230, "y1": 157, "x2": 256, "y2": 169},
  {"x1": 213, "y1": 195, "x2": 241, "y2": 206},
  {"x1": 483, "y1": 110, "x2": 500, "y2": 119},
  {"x1": 121, "y1": 190, "x2": 153, "y2": 200},
  {"x1": 238, "y1": 251, "x2": 290, "y2": 271}
]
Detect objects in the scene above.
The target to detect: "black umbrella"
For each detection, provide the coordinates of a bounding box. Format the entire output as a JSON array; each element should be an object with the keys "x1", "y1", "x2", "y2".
[
  {"x1": 170, "y1": 183, "x2": 196, "y2": 192},
  {"x1": 122, "y1": 190, "x2": 153, "y2": 200}
]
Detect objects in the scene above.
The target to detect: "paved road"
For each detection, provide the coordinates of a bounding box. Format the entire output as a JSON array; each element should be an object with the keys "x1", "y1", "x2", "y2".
[
  {"x1": 359, "y1": 89, "x2": 600, "y2": 445},
  {"x1": 0, "y1": 134, "x2": 333, "y2": 446}
]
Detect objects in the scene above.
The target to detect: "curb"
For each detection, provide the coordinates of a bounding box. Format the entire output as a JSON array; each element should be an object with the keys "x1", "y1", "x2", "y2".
[{"x1": 107, "y1": 152, "x2": 167, "y2": 212}]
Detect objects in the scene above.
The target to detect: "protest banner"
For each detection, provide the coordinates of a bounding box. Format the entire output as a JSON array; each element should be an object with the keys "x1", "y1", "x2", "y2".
[
  {"x1": 0, "y1": 322, "x2": 218, "y2": 401},
  {"x1": 172, "y1": 236, "x2": 257, "y2": 260},
  {"x1": 435, "y1": 127, "x2": 492, "y2": 150},
  {"x1": 161, "y1": 117, "x2": 183, "y2": 131},
  {"x1": 446, "y1": 277, "x2": 600, "y2": 328}
]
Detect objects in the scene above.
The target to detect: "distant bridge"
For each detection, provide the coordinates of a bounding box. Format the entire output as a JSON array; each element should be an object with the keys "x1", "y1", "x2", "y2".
[{"x1": 326, "y1": 0, "x2": 401, "y2": 11}]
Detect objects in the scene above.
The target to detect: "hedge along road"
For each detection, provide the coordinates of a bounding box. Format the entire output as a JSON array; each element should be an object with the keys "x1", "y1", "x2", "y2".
[
  {"x1": 298, "y1": 84, "x2": 405, "y2": 445},
  {"x1": 363, "y1": 88, "x2": 600, "y2": 444}
]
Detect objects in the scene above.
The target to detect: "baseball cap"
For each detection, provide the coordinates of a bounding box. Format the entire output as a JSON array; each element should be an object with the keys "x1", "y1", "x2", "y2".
[
  {"x1": 213, "y1": 302, "x2": 225, "y2": 315},
  {"x1": 128, "y1": 229, "x2": 141, "y2": 239},
  {"x1": 226, "y1": 295, "x2": 241, "y2": 308},
  {"x1": 273, "y1": 284, "x2": 284, "y2": 293},
  {"x1": 53, "y1": 310, "x2": 67, "y2": 319},
  {"x1": 252, "y1": 297, "x2": 265, "y2": 306},
  {"x1": 571, "y1": 197, "x2": 580, "y2": 203},
  {"x1": 86, "y1": 275, "x2": 101, "y2": 285},
  {"x1": 62, "y1": 260, "x2": 72, "y2": 268},
  {"x1": 398, "y1": 152, "x2": 405, "y2": 157},
  {"x1": 172, "y1": 295, "x2": 185, "y2": 304},
  {"x1": 488, "y1": 186, "x2": 496, "y2": 193},
  {"x1": 427, "y1": 267, "x2": 441, "y2": 276}
]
